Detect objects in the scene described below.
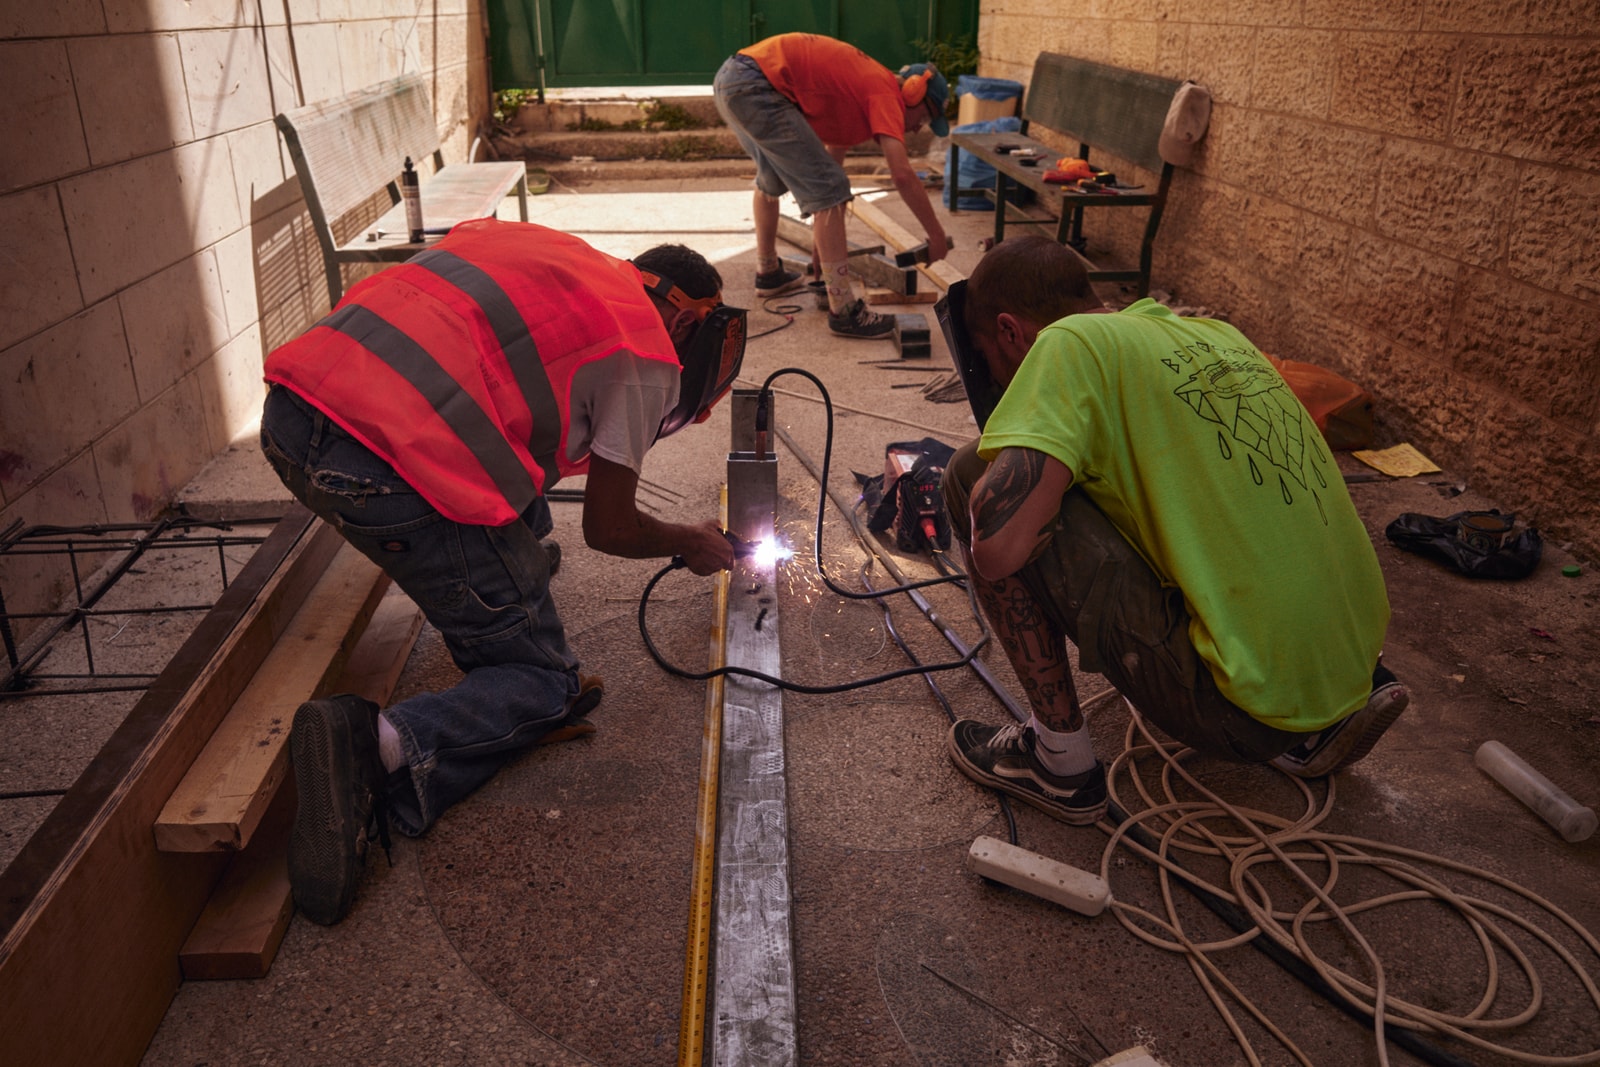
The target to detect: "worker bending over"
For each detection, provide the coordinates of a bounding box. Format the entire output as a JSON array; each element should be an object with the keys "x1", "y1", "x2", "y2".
[
  {"x1": 260, "y1": 220, "x2": 742, "y2": 924},
  {"x1": 714, "y1": 32, "x2": 950, "y2": 340},
  {"x1": 943, "y1": 236, "x2": 1408, "y2": 823}
]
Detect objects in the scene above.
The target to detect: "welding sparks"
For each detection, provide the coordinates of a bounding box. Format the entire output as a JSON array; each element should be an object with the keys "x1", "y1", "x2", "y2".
[{"x1": 750, "y1": 536, "x2": 794, "y2": 569}]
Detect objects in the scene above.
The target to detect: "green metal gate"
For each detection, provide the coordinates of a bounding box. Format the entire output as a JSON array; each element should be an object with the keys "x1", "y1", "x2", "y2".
[{"x1": 490, "y1": 0, "x2": 977, "y2": 91}]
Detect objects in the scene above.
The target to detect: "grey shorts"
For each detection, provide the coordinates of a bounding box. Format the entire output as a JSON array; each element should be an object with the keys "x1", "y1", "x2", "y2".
[
  {"x1": 712, "y1": 53, "x2": 854, "y2": 217},
  {"x1": 941, "y1": 440, "x2": 1304, "y2": 762}
]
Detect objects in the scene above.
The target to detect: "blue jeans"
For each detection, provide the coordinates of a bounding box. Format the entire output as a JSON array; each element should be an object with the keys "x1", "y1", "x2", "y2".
[
  {"x1": 713, "y1": 53, "x2": 854, "y2": 216},
  {"x1": 260, "y1": 385, "x2": 581, "y2": 835}
]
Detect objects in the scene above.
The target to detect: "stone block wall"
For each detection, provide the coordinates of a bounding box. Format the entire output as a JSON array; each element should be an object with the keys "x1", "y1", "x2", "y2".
[
  {"x1": 975, "y1": 0, "x2": 1599, "y2": 562},
  {"x1": 0, "y1": 0, "x2": 490, "y2": 633}
]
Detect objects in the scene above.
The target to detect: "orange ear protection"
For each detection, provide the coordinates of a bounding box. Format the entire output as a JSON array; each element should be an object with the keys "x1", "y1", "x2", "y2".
[
  {"x1": 637, "y1": 269, "x2": 720, "y2": 323},
  {"x1": 901, "y1": 67, "x2": 933, "y2": 107}
]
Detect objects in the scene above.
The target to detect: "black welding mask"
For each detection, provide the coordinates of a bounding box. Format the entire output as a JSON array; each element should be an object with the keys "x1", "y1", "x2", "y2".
[
  {"x1": 933, "y1": 279, "x2": 1004, "y2": 431},
  {"x1": 639, "y1": 269, "x2": 748, "y2": 440}
]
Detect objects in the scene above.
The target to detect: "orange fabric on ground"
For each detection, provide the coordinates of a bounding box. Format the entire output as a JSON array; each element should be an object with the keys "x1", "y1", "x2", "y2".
[{"x1": 740, "y1": 33, "x2": 905, "y2": 147}]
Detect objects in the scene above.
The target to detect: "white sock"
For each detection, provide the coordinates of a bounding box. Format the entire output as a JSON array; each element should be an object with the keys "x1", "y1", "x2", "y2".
[
  {"x1": 377, "y1": 713, "x2": 406, "y2": 773},
  {"x1": 821, "y1": 259, "x2": 853, "y2": 313},
  {"x1": 1028, "y1": 715, "x2": 1097, "y2": 776}
]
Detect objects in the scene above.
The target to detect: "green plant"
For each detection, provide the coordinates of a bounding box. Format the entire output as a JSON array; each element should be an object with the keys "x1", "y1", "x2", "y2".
[
  {"x1": 492, "y1": 88, "x2": 540, "y2": 125},
  {"x1": 913, "y1": 33, "x2": 979, "y2": 82},
  {"x1": 643, "y1": 101, "x2": 705, "y2": 131}
]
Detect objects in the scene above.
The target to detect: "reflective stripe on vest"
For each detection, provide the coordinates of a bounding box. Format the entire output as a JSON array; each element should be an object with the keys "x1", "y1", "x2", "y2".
[
  {"x1": 408, "y1": 249, "x2": 563, "y2": 492},
  {"x1": 322, "y1": 304, "x2": 539, "y2": 514}
]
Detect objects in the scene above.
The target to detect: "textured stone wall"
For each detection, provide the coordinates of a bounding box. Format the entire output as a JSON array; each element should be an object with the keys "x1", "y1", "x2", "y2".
[
  {"x1": 0, "y1": 1, "x2": 490, "y2": 628},
  {"x1": 975, "y1": 0, "x2": 1600, "y2": 563}
]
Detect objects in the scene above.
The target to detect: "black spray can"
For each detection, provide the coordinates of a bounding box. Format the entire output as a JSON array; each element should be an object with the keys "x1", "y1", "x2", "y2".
[{"x1": 401, "y1": 157, "x2": 424, "y2": 242}]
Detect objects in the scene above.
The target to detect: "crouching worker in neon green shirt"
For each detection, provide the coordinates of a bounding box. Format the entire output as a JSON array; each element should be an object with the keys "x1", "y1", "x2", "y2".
[{"x1": 943, "y1": 236, "x2": 1407, "y2": 825}]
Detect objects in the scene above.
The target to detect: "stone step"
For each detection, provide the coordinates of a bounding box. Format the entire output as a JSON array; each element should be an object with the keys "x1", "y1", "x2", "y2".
[
  {"x1": 493, "y1": 87, "x2": 936, "y2": 166},
  {"x1": 508, "y1": 94, "x2": 723, "y2": 134}
]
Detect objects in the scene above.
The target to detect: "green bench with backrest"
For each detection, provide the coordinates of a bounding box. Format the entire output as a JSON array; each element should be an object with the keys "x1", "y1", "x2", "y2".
[
  {"x1": 275, "y1": 73, "x2": 531, "y2": 308},
  {"x1": 948, "y1": 53, "x2": 1186, "y2": 298}
]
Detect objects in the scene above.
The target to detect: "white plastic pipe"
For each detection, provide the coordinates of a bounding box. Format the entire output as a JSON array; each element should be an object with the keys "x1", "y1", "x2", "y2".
[{"x1": 1475, "y1": 740, "x2": 1597, "y2": 843}]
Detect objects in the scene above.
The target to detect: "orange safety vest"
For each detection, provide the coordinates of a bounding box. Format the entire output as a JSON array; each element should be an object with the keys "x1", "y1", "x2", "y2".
[{"x1": 264, "y1": 219, "x2": 682, "y2": 526}]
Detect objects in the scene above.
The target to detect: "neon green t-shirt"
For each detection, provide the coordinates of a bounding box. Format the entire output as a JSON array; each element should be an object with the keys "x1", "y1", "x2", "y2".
[{"x1": 978, "y1": 299, "x2": 1390, "y2": 731}]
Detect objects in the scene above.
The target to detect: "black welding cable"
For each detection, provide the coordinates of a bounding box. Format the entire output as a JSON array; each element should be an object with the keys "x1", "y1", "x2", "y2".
[
  {"x1": 746, "y1": 296, "x2": 805, "y2": 340},
  {"x1": 637, "y1": 557, "x2": 990, "y2": 694},
  {"x1": 754, "y1": 367, "x2": 967, "y2": 602}
]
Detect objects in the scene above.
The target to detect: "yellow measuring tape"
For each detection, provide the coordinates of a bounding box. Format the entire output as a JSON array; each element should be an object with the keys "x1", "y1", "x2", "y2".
[{"x1": 678, "y1": 491, "x2": 729, "y2": 1065}]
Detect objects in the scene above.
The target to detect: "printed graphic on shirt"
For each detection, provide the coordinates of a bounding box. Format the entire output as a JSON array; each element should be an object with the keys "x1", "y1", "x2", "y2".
[{"x1": 1164, "y1": 342, "x2": 1333, "y2": 521}]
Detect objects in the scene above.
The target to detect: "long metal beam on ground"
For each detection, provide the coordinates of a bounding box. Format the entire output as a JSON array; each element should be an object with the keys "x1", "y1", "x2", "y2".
[{"x1": 710, "y1": 440, "x2": 796, "y2": 1065}]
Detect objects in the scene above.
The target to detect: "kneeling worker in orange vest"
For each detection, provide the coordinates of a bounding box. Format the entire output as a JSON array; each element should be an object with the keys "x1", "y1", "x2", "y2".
[{"x1": 260, "y1": 219, "x2": 745, "y2": 925}]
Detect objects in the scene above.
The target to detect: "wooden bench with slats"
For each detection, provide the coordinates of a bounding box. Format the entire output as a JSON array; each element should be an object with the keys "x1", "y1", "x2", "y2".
[
  {"x1": 275, "y1": 73, "x2": 530, "y2": 307},
  {"x1": 948, "y1": 53, "x2": 1189, "y2": 298}
]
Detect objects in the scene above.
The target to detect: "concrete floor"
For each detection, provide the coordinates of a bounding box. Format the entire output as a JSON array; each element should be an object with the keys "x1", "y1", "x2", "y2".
[{"x1": 10, "y1": 171, "x2": 1599, "y2": 1067}]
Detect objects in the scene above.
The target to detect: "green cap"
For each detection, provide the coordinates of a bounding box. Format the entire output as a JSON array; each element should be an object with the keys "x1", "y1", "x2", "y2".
[{"x1": 1562, "y1": 564, "x2": 1582, "y2": 577}]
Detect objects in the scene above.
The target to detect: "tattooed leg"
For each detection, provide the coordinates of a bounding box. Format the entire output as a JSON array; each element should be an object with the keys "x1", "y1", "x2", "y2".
[{"x1": 963, "y1": 542, "x2": 1083, "y2": 732}]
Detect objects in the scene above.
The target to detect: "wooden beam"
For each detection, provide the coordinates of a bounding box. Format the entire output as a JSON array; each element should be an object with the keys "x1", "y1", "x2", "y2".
[
  {"x1": 850, "y1": 197, "x2": 968, "y2": 292},
  {"x1": 847, "y1": 197, "x2": 921, "y2": 254},
  {"x1": 0, "y1": 507, "x2": 340, "y2": 1067},
  {"x1": 154, "y1": 544, "x2": 389, "y2": 853},
  {"x1": 176, "y1": 780, "x2": 296, "y2": 981},
  {"x1": 775, "y1": 213, "x2": 883, "y2": 258},
  {"x1": 853, "y1": 253, "x2": 917, "y2": 296},
  {"x1": 178, "y1": 586, "x2": 425, "y2": 980},
  {"x1": 917, "y1": 259, "x2": 966, "y2": 292}
]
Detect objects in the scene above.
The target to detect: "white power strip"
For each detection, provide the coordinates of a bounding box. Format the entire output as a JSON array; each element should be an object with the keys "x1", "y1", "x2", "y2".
[{"x1": 965, "y1": 835, "x2": 1112, "y2": 916}]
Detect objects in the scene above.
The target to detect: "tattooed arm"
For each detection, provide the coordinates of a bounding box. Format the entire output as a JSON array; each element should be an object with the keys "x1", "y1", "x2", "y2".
[{"x1": 969, "y1": 447, "x2": 1073, "y2": 580}]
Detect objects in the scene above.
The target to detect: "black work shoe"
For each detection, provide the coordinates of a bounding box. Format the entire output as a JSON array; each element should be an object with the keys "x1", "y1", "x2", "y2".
[
  {"x1": 754, "y1": 266, "x2": 807, "y2": 297},
  {"x1": 827, "y1": 298, "x2": 896, "y2": 339},
  {"x1": 288, "y1": 695, "x2": 392, "y2": 926},
  {"x1": 1271, "y1": 664, "x2": 1410, "y2": 778},
  {"x1": 538, "y1": 673, "x2": 604, "y2": 746},
  {"x1": 947, "y1": 720, "x2": 1108, "y2": 825},
  {"x1": 542, "y1": 539, "x2": 561, "y2": 575}
]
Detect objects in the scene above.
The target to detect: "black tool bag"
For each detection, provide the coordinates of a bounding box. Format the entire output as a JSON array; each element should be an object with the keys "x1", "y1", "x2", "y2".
[{"x1": 1385, "y1": 509, "x2": 1543, "y2": 579}]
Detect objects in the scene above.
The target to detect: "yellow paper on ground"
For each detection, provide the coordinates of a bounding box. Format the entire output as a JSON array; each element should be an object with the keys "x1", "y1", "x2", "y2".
[{"x1": 1352, "y1": 442, "x2": 1441, "y2": 477}]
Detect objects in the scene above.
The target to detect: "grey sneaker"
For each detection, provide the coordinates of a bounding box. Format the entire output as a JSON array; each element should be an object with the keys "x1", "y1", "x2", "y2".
[
  {"x1": 288, "y1": 695, "x2": 392, "y2": 926},
  {"x1": 827, "y1": 298, "x2": 896, "y2": 339},
  {"x1": 1272, "y1": 665, "x2": 1410, "y2": 778},
  {"x1": 947, "y1": 720, "x2": 1108, "y2": 825},
  {"x1": 755, "y1": 266, "x2": 807, "y2": 297}
]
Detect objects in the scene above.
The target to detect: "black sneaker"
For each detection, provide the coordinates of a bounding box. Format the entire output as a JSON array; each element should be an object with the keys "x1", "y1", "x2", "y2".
[
  {"x1": 754, "y1": 266, "x2": 807, "y2": 297},
  {"x1": 538, "y1": 672, "x2": 604, "y2": 746},
  {"x1": 947, "y1": 720, "x2": 1108, "y2": 825},
  {"x1": 827, "y1": 298, "x2": 896, "y2": 339},
  {"x1": 288, "y1": 695, "x2": 392, "y2": 926},
  {"x1": 1271, "y1": 664, "x2": 1410, "y2": 778}
]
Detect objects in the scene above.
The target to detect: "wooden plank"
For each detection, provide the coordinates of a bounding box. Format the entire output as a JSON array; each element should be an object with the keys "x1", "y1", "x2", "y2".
[
  {"x1": 178, "y1": 587, "x2": 424, "y2": 980},
  {"x1": 848, "y1": 197, "x2": 922, "y2": 255},
  {"x1": 774, "y1": 213, "x2": 884, "y2": 258},
  {"x1": 330, "y1": 585, "x2": 425, "y2": 706},
  {"x1": 866, "y1": 288, "x2": 938, "y2": 304},
  {"x1": 917, "y1": 259, "x2": 967, "y2": 292},
  {"x1": 853, "y1": 253, "x2": 917, "y2": 295},
  {"x1": 340, "y1": 162, "x2": 529, "y2": 253},
  {"x1": 0, "y1": 507, "x2": 340, "y2": 1067},
  {"x1": 177, "y1": 781, "x2": 295, "y2": 981},
  {"x1": 154, "y1": 544, "x2": 389, "y2": 854}
]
